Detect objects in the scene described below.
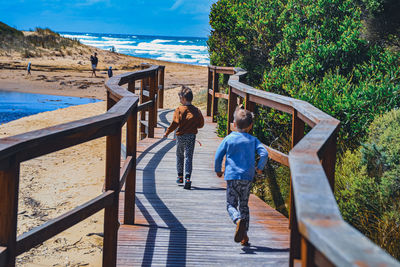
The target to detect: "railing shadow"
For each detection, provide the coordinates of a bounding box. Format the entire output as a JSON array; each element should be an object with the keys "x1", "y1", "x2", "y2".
[
  {"x1": 135, "y1": 109, "x2": 187, "y2": 266},
  {"x1": 241, "y1": 246, "x2": 290, "y2": 254}
]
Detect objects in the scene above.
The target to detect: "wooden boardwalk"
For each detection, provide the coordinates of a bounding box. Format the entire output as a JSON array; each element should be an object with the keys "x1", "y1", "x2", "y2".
[{"x1": 117, "y1": 109, "x2": 290, "y2": 266}]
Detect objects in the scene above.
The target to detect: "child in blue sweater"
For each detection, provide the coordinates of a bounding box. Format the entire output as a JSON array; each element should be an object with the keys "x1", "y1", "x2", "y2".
[{"x1": 214, "y1": 107, "x2": 268, "y2": 245}]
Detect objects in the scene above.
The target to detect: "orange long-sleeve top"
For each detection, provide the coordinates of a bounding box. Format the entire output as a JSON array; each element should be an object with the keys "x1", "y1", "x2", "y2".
[{"x1": 165, "y1": 105, "x2": 204, "y2": 136}]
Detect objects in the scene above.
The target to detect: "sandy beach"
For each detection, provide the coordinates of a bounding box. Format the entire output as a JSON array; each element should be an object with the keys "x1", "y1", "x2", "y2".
[{"x1": 0, "y1": 46, "x2": 208, "y2": 266}]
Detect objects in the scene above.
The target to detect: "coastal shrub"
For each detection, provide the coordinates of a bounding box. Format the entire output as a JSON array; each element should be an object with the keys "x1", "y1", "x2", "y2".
[
  {"x1": 336, "y1": 108, "x2": 400, "y2": 259},
  {"x1": 209, "y1": 0, "x2": 400, "y2": 152},
  {"x1": 209, "y1": 1, "x2": 400, "y2": 257}
]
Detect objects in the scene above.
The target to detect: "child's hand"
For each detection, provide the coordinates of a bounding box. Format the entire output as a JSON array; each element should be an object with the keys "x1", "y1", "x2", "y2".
[
  {"x1": 163, "y1": 133, "x2": 168, "y2": 138},
  {"x1": 255, "y1": 168, "x2": 263, "y2": 175},
  {"x1": 216, "y1": 172, "x2": 223, "y2": 177}
]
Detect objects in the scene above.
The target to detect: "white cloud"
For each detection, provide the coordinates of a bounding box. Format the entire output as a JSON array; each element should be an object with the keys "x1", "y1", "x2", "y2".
[
  {"x1": 170, "y1": 0, "x2": 184, "y2": 10},
  {"x1": 75, "y1": 0, "x2": 110, "y2": 7},
  {"x1": 170, "y1": 0, "x2": 216, "y2": 14}
]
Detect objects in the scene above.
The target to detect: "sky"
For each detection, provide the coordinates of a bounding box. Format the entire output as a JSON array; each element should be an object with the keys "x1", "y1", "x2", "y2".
[{"x1": 0, "y1": 0, "x2": 217, "y2": 38}]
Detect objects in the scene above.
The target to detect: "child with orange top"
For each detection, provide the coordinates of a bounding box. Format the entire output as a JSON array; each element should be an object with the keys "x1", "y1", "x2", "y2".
[{"x1": 164, "y1": 86, "x2": 204, "y2": 189}]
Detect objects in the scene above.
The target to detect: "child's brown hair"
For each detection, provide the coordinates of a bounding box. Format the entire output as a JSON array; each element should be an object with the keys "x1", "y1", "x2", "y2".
[
  {"x1": 234, "y1": 107, "x2": 253, "y2": 129},
  {"x1": 179, "y1": 86, "x2": 193, "y2": 102}
]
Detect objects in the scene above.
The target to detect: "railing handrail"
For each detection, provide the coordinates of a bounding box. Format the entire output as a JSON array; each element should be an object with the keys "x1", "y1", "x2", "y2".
[
  {"x1": 0, "y1": 64, "x2": 165, "y2": 267},
  {"x1": 208, "y1": 65, "x2": 399, "y2": 266}
]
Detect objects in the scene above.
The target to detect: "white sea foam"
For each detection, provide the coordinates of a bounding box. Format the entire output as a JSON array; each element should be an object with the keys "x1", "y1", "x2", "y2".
[
  {"x1": 61, "y1": 32, "x2": 209, "y2": 65},
  {"x1": 62, "y1": 34, "x2": 97, "y2": 39},
  {"x1": 102, "y1": 37, "x2": 131, "y2": 41},
  {"x1": 135, "y1": 42, "x2": 207, "y2": 52},
  {"x1": 150, "y1": 39, "x2": 175, "y2": 44},
  {"x1": 80, "y1": 40, "x2": 136, "y2": 46}
]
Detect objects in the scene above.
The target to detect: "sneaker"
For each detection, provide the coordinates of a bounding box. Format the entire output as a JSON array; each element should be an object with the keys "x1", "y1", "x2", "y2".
[
  {"x1": 234, "y1": 219, "x2": 246, "y2": 243},
  {"x1": 241, "y1": 233, "x2": 249, "y2": 246},
  {"x1": 176, "y1": 176, "x2": 183, "y2": 184},
  {"x1": 183, "y1": 178, "x2": 191, "y2": 190}
]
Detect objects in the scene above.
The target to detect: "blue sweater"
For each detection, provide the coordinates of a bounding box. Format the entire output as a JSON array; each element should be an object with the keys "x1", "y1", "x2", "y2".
[{"x1": 214, "y1": 131, "x2": 268, "y2": 180}]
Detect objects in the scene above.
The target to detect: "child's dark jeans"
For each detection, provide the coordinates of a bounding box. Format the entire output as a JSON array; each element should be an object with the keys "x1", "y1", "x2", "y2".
[
  {"x1": 176, "y1": 134, "x2": 196, "y2": 177},
  {"x1": 226, "y1": 179, "x2": 252, "y2": 231}
]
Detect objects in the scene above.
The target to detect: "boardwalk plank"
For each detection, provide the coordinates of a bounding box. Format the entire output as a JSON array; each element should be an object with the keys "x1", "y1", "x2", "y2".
[{"x1": 117, "y1": 110, "x2": 289, "y2": 266}]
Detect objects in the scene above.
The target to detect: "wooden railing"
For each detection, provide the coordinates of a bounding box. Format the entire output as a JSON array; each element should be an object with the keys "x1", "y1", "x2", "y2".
[
  {"x1": 0, "y1": 63, "x2": 165, "y2": 267},
  {"x1": 207, "y1": 65, "x2": 400, "y2": 267}
]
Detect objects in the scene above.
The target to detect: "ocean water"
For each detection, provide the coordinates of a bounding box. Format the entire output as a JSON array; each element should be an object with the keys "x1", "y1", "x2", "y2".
[
  {"x1": 61, "y1": 32, "x2": 209, "y2": 66},
  {"x1": 0, "y1": 91, "x2": 101, "y2": 125}
]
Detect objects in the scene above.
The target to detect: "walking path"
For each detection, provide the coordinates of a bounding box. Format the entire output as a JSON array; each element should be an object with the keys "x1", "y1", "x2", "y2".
[{"x1": 117, "y1": 110, "x2": 290, "y2": 266}]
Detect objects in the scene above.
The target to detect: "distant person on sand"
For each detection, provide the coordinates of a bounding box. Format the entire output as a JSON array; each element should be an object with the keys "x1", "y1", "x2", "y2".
[
  {"x1": 108, "y1": 66, "x2": 113, "y2": 78},
  {"x1": 27, "y1": 62, "x2": 31, "y2": 75},
  {"x1": 163, "y1": 86, "x2": 204, "y2": 190},
  {"x1": 90, "y1": 52, "x2": 98, "y2": 77},
  {"x1": 214, "y1": 107, "x2": 268, "y2": 246}
]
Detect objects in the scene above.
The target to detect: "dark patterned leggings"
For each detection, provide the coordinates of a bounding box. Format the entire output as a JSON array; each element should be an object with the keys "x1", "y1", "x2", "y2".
[
  {"x1": 176, "y1": 134, "x2": 196, "y2": 177},
  {"x1": 226, "y1": 180, "x2": 252, "y2": 231}
]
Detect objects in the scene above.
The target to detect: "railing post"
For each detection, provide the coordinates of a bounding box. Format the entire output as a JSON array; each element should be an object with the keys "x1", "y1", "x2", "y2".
[
  {"x1": 211, "y1": 70, "x2": 219, "y2": 122},
  {"x1": 103, "y1": 128, "x2": 121, "y2": 267},
  {"x1": 0, "y1": 159, "x2": 20, "y2": 267},
  {"x1": 289, "y1": 109, "x2": 305, "y2": 267},
  {"x1": 207, "y1": 67, "x2": 213, "y2": 116},
  {"x1": 244, "y1": 93, "x2": 255, "y2": 113},
  {"x1": 153, "y1": 71, "x2": 158, "y2": 129},
  {"x1": 124, "y1": 109, "x2": 137, "y2": 225},
  {"x1": 107, "y1": 91, "x2": 116, "y2": 111},
  {"x1": 244, "y1": 93, "x2": 255, "y2": 134},
  {"x1": 128, "y1": 80, "x2": 135, "y2": 93},
  {"x1": 322, "y1": 130, "x2": 337, "y2": 192},
  {"x1": 148, "y1": 72, "x2": 156, "y2": 138},
  {"x1": 140, "y1": 78, "x2": 147, "y2": 139},
  {"x1": 301, "y1": 237, "x2": 316, "y2": 267},
  {"x1": 227, "y1": 86, "x2": 236, "y2": 134},
  {"x1": 158, "y1": 67, "x2": 165, "y2": 109}
]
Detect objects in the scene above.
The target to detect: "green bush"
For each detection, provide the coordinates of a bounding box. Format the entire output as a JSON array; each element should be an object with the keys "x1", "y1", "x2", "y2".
[
  {"x1": 336, "y1": 108, "x2": 400, "y2": 258},
  {"x1": 209, "y1": 0, "x2": 400, "y2": 258},
  {"x1": 209, "y1": 0, "x2": 400, "y2": 152}
]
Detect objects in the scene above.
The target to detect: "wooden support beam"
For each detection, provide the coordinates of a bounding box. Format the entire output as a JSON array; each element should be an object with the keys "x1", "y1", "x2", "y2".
[
  {"x1": 128, "y1": 80, "x2": 135, "y2": 92},
  {"x1": 124, "y1": 110, "x2": 137, "y2": 225},
  {"x1": 103, "y1": 128, "x2": 121, "y2": 267},
  {"x1": 244, "y1": 93, "x2": 255, "y2": 113},
  {"x1": 211, "y1": 71, "x2": 219, "y2": 122},
  {"x1": 0, "y1": 247, "x2": 7, "y2": 267},
  {"x1": 17, "y1": 191, "x2": 114, "y2": 255},
  {"x1": 140, "y1": 78, "x2": 147, "y2": 140},
  {"x1": 322, "y1": 131, "x2": 337, "y2": 193},
  {"x1": 0, "y1": 159, "x2": 19, "y2": 267},
  {"x1": 107, "y1": 91, "x2": 117, "y2": 111},
  {"x1": 148, "y1": 73, "x2": 156, "y2": 138},
  {"x1": 158, "y1": 68, "x2": 165, "y2": 108},
  {"x1": 289, "y1": 109, "x2": 305, "y2": 267},
  {"x1": 207, "y1": 67, "x2": 213, "y2": 116},
  {"x1": 227, "y1": 86, "x2": 236, "y2": 134},
  {"x1": 301, "y1": 237, "x2": 316, "y2": 267}
]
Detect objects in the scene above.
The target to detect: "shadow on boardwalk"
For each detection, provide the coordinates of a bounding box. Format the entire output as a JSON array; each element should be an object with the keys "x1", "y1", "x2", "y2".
[
  {"x1": 135, "y1": 110, "x2": 188, "y2": 267},
  {"x1": 117, "y1": 110, "x2": 290, "y2": 267}
]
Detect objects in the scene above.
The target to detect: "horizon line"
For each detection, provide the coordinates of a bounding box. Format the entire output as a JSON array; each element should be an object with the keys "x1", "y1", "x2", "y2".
[{"x1": 20, "y1": 28, "x2": 209, "y2": 39}]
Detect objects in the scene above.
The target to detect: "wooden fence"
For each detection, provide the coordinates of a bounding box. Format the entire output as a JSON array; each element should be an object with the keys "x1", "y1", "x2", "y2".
[
  {"x1": 1, "y1": 62, "x2": 398, "y2": 267},
  {"x1": 0, "y1": 64, "x2": 165, "y2": 267},
  {"x1": 207, "y1": 65, "x2": 399, "y2": 267}
]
